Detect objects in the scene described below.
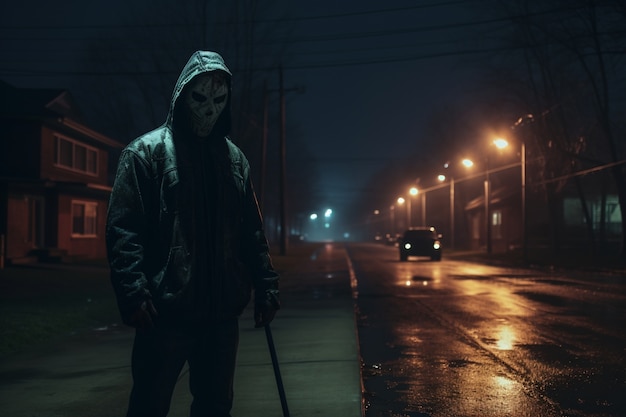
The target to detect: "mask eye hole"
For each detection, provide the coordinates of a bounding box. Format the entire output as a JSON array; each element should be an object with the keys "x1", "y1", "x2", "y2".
[
  {"x1": 191, "y1": 91, "x2": 207, "y2": 103},
  {"x1": 214, "y1": 94, "x2": 227, "y2": 104}
]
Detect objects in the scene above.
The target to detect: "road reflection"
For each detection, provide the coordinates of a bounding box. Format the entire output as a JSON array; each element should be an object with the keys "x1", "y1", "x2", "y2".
[
  {"x1": 354, "y1": 243, "x2": 625, "y2": 416},
  {"x1": 495, "y1": 325, "x2": 516, "y2": 351}
]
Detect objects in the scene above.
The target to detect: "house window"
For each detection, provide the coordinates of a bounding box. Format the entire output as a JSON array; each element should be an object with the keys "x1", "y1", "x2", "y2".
[
  {"x1": 54, "y1": 136, "x2": 98, "y2": 176},
  {"x1": 492, "y1": 210, "x2": 502, "y2": 239},
  {"x1": 72, "y1": 201, "x2": 98, "y2": 237}
]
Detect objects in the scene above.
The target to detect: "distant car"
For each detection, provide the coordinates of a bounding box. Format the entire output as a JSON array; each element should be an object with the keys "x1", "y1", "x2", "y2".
[{"x1": 398, "y1": 227, "x2": 442, "y2": 261}]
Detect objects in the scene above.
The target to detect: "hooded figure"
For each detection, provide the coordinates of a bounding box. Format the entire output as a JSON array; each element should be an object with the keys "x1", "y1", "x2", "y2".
[{"x1": 106, "y1": 51, "x2": 279, "y2": 417}]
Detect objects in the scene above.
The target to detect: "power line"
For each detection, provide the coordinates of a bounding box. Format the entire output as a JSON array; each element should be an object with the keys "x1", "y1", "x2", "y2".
[
  {"x1": 535, "y1": 159, "x2": 626, "y2": 186},
  {"x1": 0, "y1": 3, "x2": 587, "y2": 45},
  {"x1": 247, "y1": 0, "x2": 480, "y2": 23},
  {"x1": 0, "y1": 3, "x2": 619, "y2": 76},
  {"x1": 0, "y1": 1, "x2": 480, "y2": 31},
  {"x1": 0, "y1": 41, "x2": 580, "y2": 78}
]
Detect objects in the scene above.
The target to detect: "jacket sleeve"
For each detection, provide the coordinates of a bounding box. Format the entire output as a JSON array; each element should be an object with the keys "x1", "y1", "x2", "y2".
[
  {"x1": 106, "y1": 148, "x2": 154, "y2": 323},
  {"x1": 240, "y1": 160, "x2": 280, "y2": 309}
]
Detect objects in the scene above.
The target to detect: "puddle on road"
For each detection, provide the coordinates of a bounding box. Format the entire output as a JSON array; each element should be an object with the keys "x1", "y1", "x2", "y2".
[{"x1": 450, "y1": 273, "x2": 543, "y2": 280}]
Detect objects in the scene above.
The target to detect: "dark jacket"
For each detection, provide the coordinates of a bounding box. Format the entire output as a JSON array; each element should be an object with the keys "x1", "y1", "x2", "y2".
[{"x1": 106, "y1": 51, "x2": 278, "y2": 326}]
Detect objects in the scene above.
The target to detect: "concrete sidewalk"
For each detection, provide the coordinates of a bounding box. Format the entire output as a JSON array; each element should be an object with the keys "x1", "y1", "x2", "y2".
[{"x1": 0, "y1": 243, "x2": 363, "y2": 417}]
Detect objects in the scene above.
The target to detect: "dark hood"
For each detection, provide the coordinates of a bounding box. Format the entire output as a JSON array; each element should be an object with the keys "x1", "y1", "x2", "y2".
[{"x1": 167, "y1": 51, "x2": 233, "y2": 139}]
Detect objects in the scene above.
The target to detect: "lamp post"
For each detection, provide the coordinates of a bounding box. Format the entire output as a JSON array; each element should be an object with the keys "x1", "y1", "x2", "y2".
[
  {"x1": 408, "y1": 187, "x2": 418, "y2": 228},
  {"x1": 495, "y1": 136, "x2": 528, "y2": 262},
  {"x1": 420, "y1": 192, "x2": 426, "y2": 226},
  {"x1": 439, "y1": 174, "x2": 455, "y2": 250},
  {"x1": 397, "y1": 197, "x2": 407, "y2": 230},
  {"x1": 484, "y1": 163, "x2": 492, "y2": 254},
  {"x1": 485, "y1": 138, "x2": 515, "y2": 255},
  {"x1": 441, "y1": 159, "x2": 475, "y2": 251},
  {"x1": 521, "y1": 140, "x2": 527, "y2": 263},
  {"x1": 484, "y1": 139, "x2": 509, "y2": 255},
  {"x1": 512, "y1": 114, "x2": 533, "y2": 264},
  {"x1": 437, "y1": 172, "x2": 455, "y2": 250}
]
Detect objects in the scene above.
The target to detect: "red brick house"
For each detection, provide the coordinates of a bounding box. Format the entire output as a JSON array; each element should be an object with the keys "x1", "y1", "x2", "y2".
[{"x1": 0, "y1": 81, "x2": 123, "y2": 265}]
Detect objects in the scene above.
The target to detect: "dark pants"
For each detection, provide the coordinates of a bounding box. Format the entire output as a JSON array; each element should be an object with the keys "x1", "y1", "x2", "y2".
[{"x1": 126, "y1": 318, "x2": 239, "y2": 417}]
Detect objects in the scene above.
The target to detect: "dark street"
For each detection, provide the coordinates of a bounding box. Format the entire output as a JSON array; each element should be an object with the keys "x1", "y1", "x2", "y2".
[
  {"x1": 0, "y1": 242, "x2": 624, "y2": 416},
  {"x1": 0, "y1": 2, "x2": 625, "y2": 416},
  {"x1": 348, "y1": 243, "x2": 625, "y2": 417}
]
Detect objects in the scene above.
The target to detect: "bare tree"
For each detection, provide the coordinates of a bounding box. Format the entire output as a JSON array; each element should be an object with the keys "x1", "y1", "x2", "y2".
[{"x1": 483, "y1": 0, "x2": 626, "y2": 258}]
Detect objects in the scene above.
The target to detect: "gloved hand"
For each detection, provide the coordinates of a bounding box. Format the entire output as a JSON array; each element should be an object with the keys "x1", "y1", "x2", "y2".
[
  {"x1": 127, "y1": 299, "x2": 158, "y2": 329},
  {"x1": 254, "y1": 291, "x2": 279, "y2": 328}
]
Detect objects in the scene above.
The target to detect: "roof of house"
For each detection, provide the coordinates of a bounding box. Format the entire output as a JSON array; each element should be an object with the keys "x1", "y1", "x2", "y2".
[
  {"x1": 0, "y1": 80, "x2": 123, "y2": 149},
  {"x1": 0, "y1": 80, "x2": 76, "y2": 118}
]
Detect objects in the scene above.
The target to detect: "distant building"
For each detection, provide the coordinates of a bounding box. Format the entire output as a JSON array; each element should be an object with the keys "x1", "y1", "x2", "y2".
[{"x1": 0, "y1": 80, "x2": 123, "y2": 264}]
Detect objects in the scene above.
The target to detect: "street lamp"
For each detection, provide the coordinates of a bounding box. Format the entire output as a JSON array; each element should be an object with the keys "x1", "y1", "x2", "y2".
[
  {"x1": 438, "y1": 173, "x2": 455, "y2": 250},
  {"x1": 397, "y1": 197, "x2": 408, "y2": 230},
  {"x1": 461, "y1": 156, "x2": 491, "y2": 253},
  {"x1": 408, "y1": 187, "x2": 418, "y2": 228},
  {"x1": 440, "y1": 161, "x2": 473, "y2": 251},
  {"x1": 420, "y1": 190, "x2": 426, "y2": 226},
  {"x1": 513, "y1": 114, "x2": 533, "y2": 264},
  {"x1": 521, "y1": 140, "x2": 526, "y2": 262},
  {"x1": 484, "y1": 137, "x2": 512, "y2": 254},
  {"x1": 494, "y1": 131, "x2": 529, "y2": 262}
]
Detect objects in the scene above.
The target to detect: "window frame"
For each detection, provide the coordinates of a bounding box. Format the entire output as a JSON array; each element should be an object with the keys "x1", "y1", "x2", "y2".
[
  {"x1": 54, "y1": 135, "x2": 99, "y2": 176},
  {"x1": 71, "y1": 200, "x2": 98, "y2": 238}
]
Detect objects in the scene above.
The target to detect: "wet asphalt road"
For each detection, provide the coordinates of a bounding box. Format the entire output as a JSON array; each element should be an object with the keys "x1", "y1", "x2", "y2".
[{"x1": 347, "y1": 243, "x2": 625, "y2": 417}]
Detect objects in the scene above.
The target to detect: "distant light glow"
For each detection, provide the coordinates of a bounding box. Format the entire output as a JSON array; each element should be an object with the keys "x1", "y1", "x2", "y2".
[
  {"x1": 397, "y1": 197, "x2": 405, "y2": 205},
  {"x1": 462, "y1": 159, "x2": 474, "y2": 168},
  {"x1": 324, "y1": 223, "x2": 330, "y2": 228},
  {"x1": 310, "y1": 213, "x2": 318, "y2": 220},
  {"x1": 493, "y1": 137, "x2": 509, "y2": 149},
  {"x1": 409, "y1": 187, "x2": 418, "y2": 196},
  {"x1": 324, "y1": 209, "x2": 332, "y2": 218},
  {"x1": 438, "y1": 174, "x2": 446, "y2": 182}
]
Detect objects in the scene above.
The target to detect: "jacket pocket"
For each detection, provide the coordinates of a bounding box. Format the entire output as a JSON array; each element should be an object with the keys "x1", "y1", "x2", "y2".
[{"x1": 156, "y1": 246, "x2": 191, "y2": 306}]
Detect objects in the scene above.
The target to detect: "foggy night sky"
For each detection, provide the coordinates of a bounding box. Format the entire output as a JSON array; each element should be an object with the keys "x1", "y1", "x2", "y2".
[{"x1": 0, "y1": 0, "x2": 499, "y2": 237}]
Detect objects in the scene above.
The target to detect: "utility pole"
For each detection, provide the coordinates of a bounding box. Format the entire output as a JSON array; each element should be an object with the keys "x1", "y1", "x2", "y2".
[
  {"x1": 450, "y1": 177, "x2": 455, "y2": 250},
  {"x1": 485, "y1": 156, "x2": 492, "y2": 255},
  {"x1": 260, "y1": 80, "x2": 269, "y2": 215},
  {"x1": 263, "y1": 66, "x2": 304, "y2": 256},
  {"x1": 278, "y1": 65, "x2": 287, "y2": 255}
]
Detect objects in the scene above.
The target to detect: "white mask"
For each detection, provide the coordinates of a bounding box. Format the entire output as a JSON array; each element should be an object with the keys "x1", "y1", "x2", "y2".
[{"x1": 184, "y1": 73, "x2": 229, "y2": 137}]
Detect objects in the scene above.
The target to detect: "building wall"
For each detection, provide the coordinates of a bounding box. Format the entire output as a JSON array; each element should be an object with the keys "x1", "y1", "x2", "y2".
[
  {"x1": 40, "y1": 126, "x2": 109, "y2": 185},
  {"x1": 57, "y1": 194, "x2": 107, "y2": 259},
  {"x1": 5, "y1": 194, "x2": 33, "y2": 259}
]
